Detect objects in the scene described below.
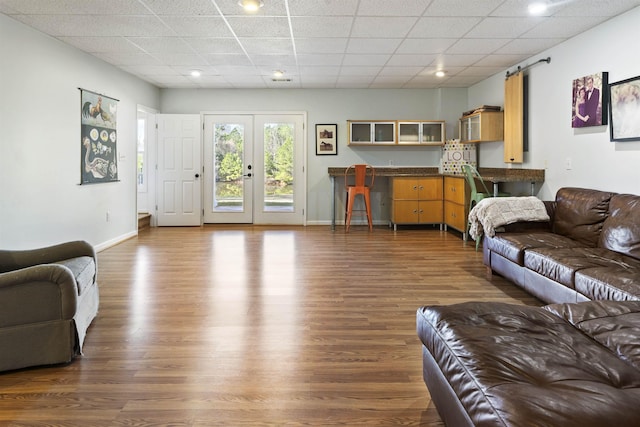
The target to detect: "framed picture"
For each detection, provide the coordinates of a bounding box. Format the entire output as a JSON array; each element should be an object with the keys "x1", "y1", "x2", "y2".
[
  {"x1": 80, "y1": 88, "x2": 119, "y2": 184},
  {"x1": 316, "y1": 124, "x2": 337, "y2": 155},
  {"x1": 609, "y1": 75, "x2": 640, "y2": 141},
  {"x1": 571, "y1": 72, "x2": 608, "y2": 128}
]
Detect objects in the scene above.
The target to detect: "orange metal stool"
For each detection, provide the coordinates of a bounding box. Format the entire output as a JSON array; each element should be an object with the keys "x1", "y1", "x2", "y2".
[{"x1": 344, "y1": 164, "x2": 375, "y2": 232}]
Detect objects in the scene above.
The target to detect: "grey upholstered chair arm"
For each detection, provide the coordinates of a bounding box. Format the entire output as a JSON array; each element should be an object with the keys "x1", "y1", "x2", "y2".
[
  {"x1": 0, "y1": 240, "x2": 96, "y2": 274},
  {"x1": 0, "y1": 264, "x2": 78, "y2": 324}
]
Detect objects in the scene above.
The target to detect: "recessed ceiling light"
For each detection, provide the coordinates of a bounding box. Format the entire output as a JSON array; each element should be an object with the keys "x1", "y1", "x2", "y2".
[
  {"x1": 273, "y1": 70, "x2": 284, "y2": 78},
  {"x1": 190, "y1": 70, "x2": 201, "y2": 77},
  {"x1": 238, "y1": 0, "x2": 264, "y2": 12},
  {"x1": 528, "y1": 2, "x2": 548, "y2": 15},
  {"x1": 435, "y1": 70, "x2": 446, "y2": 78}
]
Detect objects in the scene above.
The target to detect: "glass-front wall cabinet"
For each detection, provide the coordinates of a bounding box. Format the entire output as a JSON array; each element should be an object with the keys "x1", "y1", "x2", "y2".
[
  {"x1": 397, "y1": 121, "x2": 445, "y2": 145},
  {"x1": 348, "y1": 121, "x2": 396, "y2": 145},
  {"x1": 348, "y1": 120, "x2": 444, "y2": 145}
]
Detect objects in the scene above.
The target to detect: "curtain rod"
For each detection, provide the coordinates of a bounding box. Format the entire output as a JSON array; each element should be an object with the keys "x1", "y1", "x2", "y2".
[{"x1": 505, "y1": 57, "x2": 551, "y2": 79}]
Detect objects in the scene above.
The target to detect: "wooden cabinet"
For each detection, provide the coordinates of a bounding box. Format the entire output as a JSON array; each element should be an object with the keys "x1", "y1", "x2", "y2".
[
  {"x1": 348, "y1": 121, "x2": 396, "y2": 145},
  {"x1": 459, "y1": 111, "x2": 503, "y2": 143},
  {"x1": 390, "y1": 176, "x2": 443, "y2": 229},
  {"x1": 443, "y1": 176, "x2": 469, "y2": 237},
  {"x1": 504, "y1": 72, "x2": 524, "y2": 163},
  {"x1": 397, "y1": 121, "x2": 445, "y2": 145}
]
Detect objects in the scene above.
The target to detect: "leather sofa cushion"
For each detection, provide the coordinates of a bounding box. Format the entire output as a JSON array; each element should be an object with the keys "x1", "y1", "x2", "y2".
[
  {"x1": 599, "y1": 193, "x2": 640, "y2": 260},
  {"x1": 57, "y1": 256, "x2": 95, "y2": 295},
  {"x1": 544, "y1": 300, "x2": 640, "y2": 370},
  {"x1": 575, "y1": 266, "x2": 640, "y2": 301},
  {"x1": 524, "y1": 247, "x2": 629, "y2": 288},
  {"x1": 417, "y1": 301, "x2": 640, "y2": 427},
  {"x1": 553, "y1": 187, "x2": 614, "y2": 247},
  {"x1": 486, "y1": 232, "x2": 580, "y2": 265}
]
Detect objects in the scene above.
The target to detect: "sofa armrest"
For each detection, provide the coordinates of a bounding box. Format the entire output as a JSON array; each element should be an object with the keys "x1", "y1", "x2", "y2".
[
  {"x1": 0, "y1": 241, "x2": 96, "y2": 274},
  {"x1": 495, "y1": 200, "x2": 556, "y2": 233},
  {"x1": 0, "y1": 264, "x2": 78, "y2": 327}
]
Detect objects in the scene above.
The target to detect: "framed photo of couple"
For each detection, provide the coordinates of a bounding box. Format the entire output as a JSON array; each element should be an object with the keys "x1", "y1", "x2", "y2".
[{"x1": 571, "y1": 72, "x2": 608, "y2": 128}]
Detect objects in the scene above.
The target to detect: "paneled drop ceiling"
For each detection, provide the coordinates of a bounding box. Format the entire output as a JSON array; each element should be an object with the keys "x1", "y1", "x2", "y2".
[{"x1": 2, "y1": 0, "x2": 640, "y2": 89}]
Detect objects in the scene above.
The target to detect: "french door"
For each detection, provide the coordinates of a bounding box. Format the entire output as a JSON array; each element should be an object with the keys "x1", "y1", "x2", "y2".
[{"x1": 203, "y1": 114, "x2": 306, "y2": 225}]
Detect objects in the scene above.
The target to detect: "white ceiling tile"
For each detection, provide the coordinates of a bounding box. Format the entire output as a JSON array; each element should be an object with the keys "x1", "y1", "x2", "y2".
[
  {"x1": 339, "y1": 66, "x2": 382, "y2": 76},
  {"x1": 457, "y1": 66, "x2": 506, "y2": 77},
  {"x1": 297, "y1": 54, "x2": 344, "y2": 66},
  {"x1": 291, "y1": 17, "x2": 354, "y2": 38},
  {"x1": 203, "y1": 54, "x2": 252, "y2": 66},
  {"x1": 342, "y1": 54, "x2": 390, "y2": 67},
  {"x1": 408, "y1": 17, "x2": 482, "y2": 38},
  {"x1": 446, "y1": 38, "x2": 510, "y2": 55},
  {"x1": 386, "y1": 54, "x2": 436, "y2": 67},
  {"x1": 466, "y1": 17, "x2": 539, "y2": 38},
  {"x1": 185, "y1": 38, "x2": 243, "y2": 54},
  {"x1": 250, "y1": 54, "x2": 298, "y2": 66},
  {"x1": 214, "y1": 65, "x2": 261, "y2": 75},
  {"x1": 287, "y1": 0, "x2": 359, "y2": 16},
  {"x1": 378, "y1": 66, "x2": 423, "y2": 76},
  {"x1": 295, "y1": 38, "x2": 348, "y2": 54},
  {"x1": 433, "y1": 54, "x2": 485, "y2": 67},
  {"x1": 162, "y1": 16, "x2": 234, "y2": 37},
  {"x1": 148, "y1": 52, "x2": 208, "y2": 66},
  {"x1": 474, "y1": 54, "x2": 529, "y2": 68},
  {"x1": 347, "y1": 38, "x2": 402, "y2": 54},
  {"x1": 335, "y1": 76, "x2": 373, "y2": 88},
  {"x1": 0, "y1": 0, "x2": 151, "y2": 14},
  {"x1": 396, "y1": 38, "x2": 457, "y2": 54},
  {"x1": 94, "y1": 52, "x2": 163, "y2": 66},
  {"x1": 212, "y1": 0, "x2": 288, "y2": 16},
  {"x1": 299, "y1": 66, "x2": 341, "y2": 75},
  {"x1": 126, "y1": 37, "x2": 194, "y2": 53},
  {"x1": 356, "y1": 0, "x2": 432, "y2": 17},
  {"x1": 494, "y1": 38, "x2": 566, "y2": 55},
  {"x1": 425, "y1": 0, "x2": 504, "y2": 17},
  {"x1": 226, "y1": 16, "x2": 291, "y2": 37},
  {"x1": 141, "y1": 0, "x2": 219, "y2": 16},
  {"x1": 240, "y1": 38, "x2": 293, "y2": 55},
  {"x1": 351, "y1": 17, "x2": 418, "y2": 38},
  {"x1": 13, "y1": 14, "x2": 173, "y2": 37}
]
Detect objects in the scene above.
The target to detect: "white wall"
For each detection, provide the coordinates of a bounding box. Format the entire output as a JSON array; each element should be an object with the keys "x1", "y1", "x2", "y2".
[
  {"x1": 469, "y1": 6, "x2": 640, "y2": 200},
  {"x1": 161, "y1": 87, "x2": 467, "y2": 224},
  {"x1": 0, "y1": 14, "x2": 160, "y2": 249}
]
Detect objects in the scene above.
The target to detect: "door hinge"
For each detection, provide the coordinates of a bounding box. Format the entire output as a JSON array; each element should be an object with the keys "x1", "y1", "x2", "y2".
[
  {"x1": 155, "y1": 123, "x2": 158, "y2": 129},
  {"x1": 155, "y1": 205, "x2": 158, "y2": 211}
]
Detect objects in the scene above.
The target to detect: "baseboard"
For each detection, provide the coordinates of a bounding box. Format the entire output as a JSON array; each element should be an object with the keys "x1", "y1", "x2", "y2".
[{"x1": 95, "y1": 231, "x2": 137, "y2": 253}]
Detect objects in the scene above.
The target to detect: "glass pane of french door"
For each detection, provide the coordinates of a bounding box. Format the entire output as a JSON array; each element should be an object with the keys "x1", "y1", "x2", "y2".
[
  {"x1": 203, "y1": 115, "x2": 253, "y2": 223},
  {"x1": 263, "y1": 123, "x2": 294, "y2": 212}
]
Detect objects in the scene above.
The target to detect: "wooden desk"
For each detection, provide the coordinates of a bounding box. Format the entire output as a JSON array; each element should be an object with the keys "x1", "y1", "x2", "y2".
[{"x1": 327, "y1": 167, "x2": 545, "y2": 231}]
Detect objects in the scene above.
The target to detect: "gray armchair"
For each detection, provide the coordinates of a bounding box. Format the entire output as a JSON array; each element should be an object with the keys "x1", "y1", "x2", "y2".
[{"x1": 0, "y1": 240, "x2": 99, "y2": 371}]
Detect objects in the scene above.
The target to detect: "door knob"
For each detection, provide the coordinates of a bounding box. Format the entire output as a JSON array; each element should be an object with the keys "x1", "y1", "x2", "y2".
[
  {"x1": 195, "y1": 173, "x2": 200, "y2": 178},
  {"x1": 244, "y1": 173, "x2": 252, "y2": 177}
]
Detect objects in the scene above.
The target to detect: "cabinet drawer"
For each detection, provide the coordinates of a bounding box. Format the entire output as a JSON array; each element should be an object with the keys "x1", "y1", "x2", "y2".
[
  {"x1": 444, "y1": 176, "x2": 466, "y2": 204},
  {"x1": 444, "y1": 201, "x2": 467, "y2": 231}
]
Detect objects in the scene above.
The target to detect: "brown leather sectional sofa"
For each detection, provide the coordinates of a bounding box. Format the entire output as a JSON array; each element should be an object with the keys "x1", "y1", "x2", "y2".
[
  {"x1": 483, "y1": 187, "x2": 640, "y2": 304},
  {"x1": 417, "y1": 187, "x2": 640, "y2": 426}
]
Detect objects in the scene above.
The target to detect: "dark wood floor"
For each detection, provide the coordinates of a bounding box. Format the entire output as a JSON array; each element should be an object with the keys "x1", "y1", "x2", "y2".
[{"x1": 0, "y1": 225, "x2": 540, "y2": 426}]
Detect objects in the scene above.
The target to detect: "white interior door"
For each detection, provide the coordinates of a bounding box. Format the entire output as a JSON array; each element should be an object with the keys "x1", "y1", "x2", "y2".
[
  {"x1": 203, "y1": 115, "x2": 253, "y2": 223},
  {"x1": 156, "y1": 114, "x2": 202, "y2": 226}
]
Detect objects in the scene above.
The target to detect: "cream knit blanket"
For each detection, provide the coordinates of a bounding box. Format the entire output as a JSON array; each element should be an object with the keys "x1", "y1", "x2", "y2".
[{"x1": 468, "y1": 196, "x2": 549, "y2": 241}]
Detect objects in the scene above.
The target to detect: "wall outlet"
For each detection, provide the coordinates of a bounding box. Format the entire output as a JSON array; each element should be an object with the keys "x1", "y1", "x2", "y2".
[{"x1": 564, "y1": 157, "x2": 572, "y2": 170}]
